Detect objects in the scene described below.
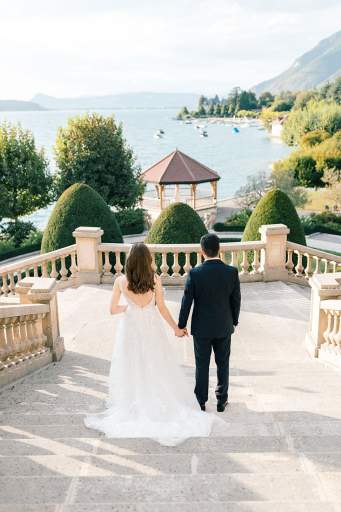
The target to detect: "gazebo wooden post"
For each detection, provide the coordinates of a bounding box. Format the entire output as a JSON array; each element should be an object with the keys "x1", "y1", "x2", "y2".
[
  {"x1": 160, "y1": 184, "x2": 164, "y2": 210},
  {"x1": 211, "y1": 181, "x2": 217, "y2": 205},
  {"x1": 155, "y1": 184, "x2": 160, "y2": 200},
  {"x1": 192, "y1": 183, "x2": 197, "y2": 209}
]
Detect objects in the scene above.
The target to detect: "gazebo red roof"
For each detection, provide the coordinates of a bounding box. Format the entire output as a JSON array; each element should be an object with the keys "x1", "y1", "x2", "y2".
[{"x1": 141, "y1": 149, "x2": 220, "y2": 185}]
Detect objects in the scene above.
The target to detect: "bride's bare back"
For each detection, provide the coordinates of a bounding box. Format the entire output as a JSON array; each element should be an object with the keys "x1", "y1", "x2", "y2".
[{"x1": 119, "y1": 275, "x2": 154, "y2": 308}]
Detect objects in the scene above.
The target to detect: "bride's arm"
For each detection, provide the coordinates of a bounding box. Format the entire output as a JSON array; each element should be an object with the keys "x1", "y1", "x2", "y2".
[
  {"x1": 154, "y1": 276, "x2": 186, "y2": 336},
  {"x1": 110, "y1": 278, "x2": 128, "y2": 315}
]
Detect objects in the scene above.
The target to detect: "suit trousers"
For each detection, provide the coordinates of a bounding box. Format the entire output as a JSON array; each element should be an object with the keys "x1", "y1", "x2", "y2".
[{"x1": 193, "y1": 335, "x2": 231, "y2": 406}]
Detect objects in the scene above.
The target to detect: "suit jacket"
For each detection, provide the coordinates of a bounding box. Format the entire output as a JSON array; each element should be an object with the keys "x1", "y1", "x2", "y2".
[{"x1": 178, "y1": 259, "x2": 241, "y2": 338}]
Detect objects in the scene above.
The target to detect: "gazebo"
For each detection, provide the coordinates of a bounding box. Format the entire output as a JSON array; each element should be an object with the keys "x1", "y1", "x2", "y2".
[{"x1": 141, "y1": 149, "x2": 220, "y2": 211}]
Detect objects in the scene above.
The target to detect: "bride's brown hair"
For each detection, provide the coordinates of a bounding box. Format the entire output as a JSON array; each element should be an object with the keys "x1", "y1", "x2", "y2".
[{"x1": 125, "y1": 243, "x2": 155, "y2": 294}]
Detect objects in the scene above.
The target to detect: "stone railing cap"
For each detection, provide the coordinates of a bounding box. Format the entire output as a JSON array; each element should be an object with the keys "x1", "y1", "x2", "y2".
[
  {"x1": 18, "y1": 277, "x2": 57, "y2": 293},
  {"x1": 73, "y1": 227, "x2": 104, "y2": 238},
  {"x1": 0, "y1": 303, "x2": 49, "y2": 318},
  {"x1": 259, "y1": 224, "x2": 290, "y2": 235},
  {"x1": 310, "y1": 272, "x2": 341, "y2": 291}
]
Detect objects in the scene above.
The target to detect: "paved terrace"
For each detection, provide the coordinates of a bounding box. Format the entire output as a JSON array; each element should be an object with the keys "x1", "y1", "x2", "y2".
[{"x1": 1, "y1": 281, "x2": 341, "y2": 511}]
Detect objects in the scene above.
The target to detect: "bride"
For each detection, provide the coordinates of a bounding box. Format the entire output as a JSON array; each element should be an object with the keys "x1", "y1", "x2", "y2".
[{"x1": 84, "y1": 242, "x2": 218, "y2": 446}]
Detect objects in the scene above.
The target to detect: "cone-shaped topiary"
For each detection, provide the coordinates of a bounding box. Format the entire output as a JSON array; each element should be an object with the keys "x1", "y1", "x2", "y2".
[
  {"x1": 242, "y1": 188, "x2": 306, "y2": 245},
  {"x1": 146, "y1": 202, "x2": 208, "y2": 272},
  {"x1": 146, "y1": 202, "x2": 207, "y2": 244},
  {"x1": 41, "y1": 183, "x2": 122, "y2": 253}
]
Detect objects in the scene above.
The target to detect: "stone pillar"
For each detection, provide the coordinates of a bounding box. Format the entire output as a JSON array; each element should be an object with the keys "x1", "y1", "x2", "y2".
[
  {"x1": 73, "y1": 227, "x2": 103, "y2": 285},
  {"x1": 16, "y1": 277, "x2": 64, "y2": 362},
  {"x1": 259, "y1": 224, "x2": 290, "y2": 282},
  {"x1": 306, "y1": 273, "x2": 341, "y2": 357}
]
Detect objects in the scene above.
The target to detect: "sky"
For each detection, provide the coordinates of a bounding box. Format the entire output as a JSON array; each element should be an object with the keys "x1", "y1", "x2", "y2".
[{"x1": 0, "y1": 0, "x2": 340, "y2": 100}]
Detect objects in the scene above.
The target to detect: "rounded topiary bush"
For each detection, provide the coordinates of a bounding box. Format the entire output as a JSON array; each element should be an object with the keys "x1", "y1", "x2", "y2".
[
  {"x1": 146, "y1": 202, "x2": 207, "y2": 272},
  {"x1": 242, "y1": 188, "x2": 306, "y2": 245},
  {"x1": 41, "y1": 183, "x2": 122, "y2": 253}
]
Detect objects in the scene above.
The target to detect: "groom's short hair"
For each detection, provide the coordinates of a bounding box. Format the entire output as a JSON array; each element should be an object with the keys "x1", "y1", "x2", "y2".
[{"x1": 200, "y1": 233, "x2": 220, "y2": 258}]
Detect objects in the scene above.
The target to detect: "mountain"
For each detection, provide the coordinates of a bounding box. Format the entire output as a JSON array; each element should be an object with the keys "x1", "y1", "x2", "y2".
[
  {"x1": 254, "y1": 30, "x2": 341, "y2": 95},
  {"x1": 31, "y1": 92, "x2": 199, "y2": 110},
  {"x1": 0, "y1": 100, "x2": 45, "y2": 111}
]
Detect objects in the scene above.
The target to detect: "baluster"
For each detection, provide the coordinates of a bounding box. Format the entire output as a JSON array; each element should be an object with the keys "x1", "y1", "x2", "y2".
[
  {"x1": 323, "y1": 310, "x2": 333, "y2": 345},
  {"x1": 0, "y1": 320, "x2": 7, "y2": 370},
  {"x1": 60, "y1": 256, "x2": 68, "y2": 281},
  {"x1": 3, "y1": 318, "x2": 17, "y2": 365},
  {"x1": 304, "y1": 254, "x2": 313, "y2": 278},
  {"x1": 335, "y1": 312, "x2": 341, "y2": 349},
  {"x1": 18, "y1": 317, "x2": 29, "y2": 359},
  {"x1": 41, "y1": 261, "x2": 48, "y2": 278},
  {"x1": 172, "y1": 252, "x2": 180, "y2": 277},
  {"x1": 8, "y1": 272, "x2": 15, "y2": 295},
  {"x1": 331, "y1": 261, "x2": 337, "y2": 273},
  {"x1": 26, "y1": 315, "x2": 38, "y2": 355},
  {"x1": 322, "y1": 259, "x2": 329, "y2": 274},
  {"x1": 35, "y1": 313, "x2": 47, "y2": 353},
  {"x1": 231, "y1": 251, "x2": 238, "y2": 268},
  {"x1": 183, "y1": 253, "x2": 191, "y2": 276},
  {"x1": 70, "y1": 250, "x2": 78, "y2": 280},
  {"x1": 295, "y1": 251, "x2": 304, "y2": 277},
  {"x1": 196, "y1": 253, "x2": 202, "y2": 267},
  {"x1": 160, "y1": 252, "x2": 168, "y2": 277},
  {"x1": 150, "y1": 252, "x2": 157, "y2": 273},
  {"x1": 286, "y1": 249, "x2": 294, "y2": 274},
  {"x1": 331, "y1": 311, "x2": 340, "y2": 346},
  {"x1": 1, "y1": 273, "x2": 9, "y2": 296},
  {"x1": 22, "y1": 316, "x2": 34, "y2": 358},
  {"x1": 50, "y1": 259, "x2": 58, "y2": 279},
  {"x1": 103, "y1": 251, "x2": 113, "y2": 277},
  {"x1": 11, "y1": 318, "x2": 23, "y2": 362},
  {"x1": 240, "y1": 250, "x2": 249, "y2": 275},
  {"x1": 314, "y1": 256, "x2": 321, "y2": 274},
  {"x1": 251, "y1": 249, "x2": 260, "y2": 274},
  {"x1": 114, "y1": 252, "x2": 123, "y2": 276}
]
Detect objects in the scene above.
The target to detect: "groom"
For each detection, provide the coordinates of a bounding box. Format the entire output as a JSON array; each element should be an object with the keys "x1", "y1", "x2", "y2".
[{"x1": 177, "y1": 233, "x2": 241, "y2": 412}]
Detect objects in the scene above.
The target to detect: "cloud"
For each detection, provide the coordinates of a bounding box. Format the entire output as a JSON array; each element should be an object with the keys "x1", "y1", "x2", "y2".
[{"x1": 0, "y1": 1, "x2": 340, "y2": 98}]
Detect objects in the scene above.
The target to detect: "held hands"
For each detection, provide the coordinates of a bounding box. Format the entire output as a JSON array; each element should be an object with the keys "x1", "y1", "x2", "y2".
[{"x1": 174, "y1": 326, "x2": 188, "y2": 338}]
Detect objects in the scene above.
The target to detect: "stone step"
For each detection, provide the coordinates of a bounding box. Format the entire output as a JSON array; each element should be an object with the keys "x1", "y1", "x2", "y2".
[
  {"x1": 0, "y1": 473, "x2": 331, "y2": 505},
  {"x1": 0, "y1": 503, "x2": 339, "y2": 512}
]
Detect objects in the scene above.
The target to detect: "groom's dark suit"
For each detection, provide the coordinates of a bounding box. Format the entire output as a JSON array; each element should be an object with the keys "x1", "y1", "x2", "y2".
[{"x1": 178, "y1": 259, "x2": 241, "y2": 406}]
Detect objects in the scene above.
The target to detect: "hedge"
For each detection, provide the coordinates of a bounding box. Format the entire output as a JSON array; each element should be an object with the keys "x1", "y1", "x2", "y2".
[{"x1": 41, "y1": 183, "x2": 122, "y2": 253}]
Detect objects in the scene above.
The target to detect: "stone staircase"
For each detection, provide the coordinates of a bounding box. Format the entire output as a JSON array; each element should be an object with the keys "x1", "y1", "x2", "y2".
[{"x1": 1, "y1": 282, "x2": 341, "y2": 511}]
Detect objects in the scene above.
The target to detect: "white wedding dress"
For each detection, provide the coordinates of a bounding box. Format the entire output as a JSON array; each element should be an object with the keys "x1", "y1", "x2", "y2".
[{"x1": 84, "y1": 277, "x2": 218, "y2": 446}]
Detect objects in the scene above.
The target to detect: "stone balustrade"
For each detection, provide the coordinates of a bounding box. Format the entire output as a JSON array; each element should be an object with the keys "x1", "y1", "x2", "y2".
[
  {"x1": 98, "y1": 240, "x2": 266, "y2": 285},
  {"x1": 0, "y1": 244, "x2": 78, "y2": 297},
  {"x1": 306, "y1": 273, "x2": 341, "y2": 368},
  {"x1": 286, "y1": 241, "x2": 341, "y2": 283},
  {"x1": 0, "y1": 277, "x2": 64, "y2": 387},
  {"x1": 1, "y1": 225, "x2": 341, "y2": 295}
]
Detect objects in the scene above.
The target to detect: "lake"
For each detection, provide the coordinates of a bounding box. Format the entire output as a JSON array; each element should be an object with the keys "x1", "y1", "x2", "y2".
[{"x1": 0, "y1": 108, "x2": 291, "y2": 229}]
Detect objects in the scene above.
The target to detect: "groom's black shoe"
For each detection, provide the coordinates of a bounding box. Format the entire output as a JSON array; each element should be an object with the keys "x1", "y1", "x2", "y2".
[
  {"x1": 217, "y1": 401, "x2": 228, "y2": 413},
  {"x1": 199, "y1": 403, "x2": 206, "y2": 411}
]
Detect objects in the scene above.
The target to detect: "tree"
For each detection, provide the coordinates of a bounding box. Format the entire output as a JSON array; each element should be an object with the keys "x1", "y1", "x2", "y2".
[
  {"x1": 0, "y1": 122, "x2": 52, "y2": 224},
  {"x1": 177, "y1": 106, "x2": 190, "y2": 119},
  {"x1": 271, "y1": 166, "x2": 307, "y2": 208},
  {"x1": 215, "y1": 104, "x2": 222, "y2": 117},
  {"x1": 198, "y1": 95, "x2": 207, "y2": 107},
  {"x1": 242, "y1": 189, "x2": 306, "y2": 246},
  {"x1": 259, "y1": 91, "x2": 274, "y2": 108},
  {"x1": 235, "y1": 171, "x2": 269, "y2": 208},
  {"x1": 222, "y1": 104, "x2": 229, "y2": 117},
  {"x1": 54, "y1": 113, "x2": 144, "y2": 209},
  {"x1": 239, "y1": 90, "x2": 258, "y2": 110},
  {"x1": 227, "y1": 87, "x2": 241, "y2": 115},
  {"x1": 208, "y1": 103, "x2": 215, "y2": 116},
  {"x1": 41, "y1": 183, "x2": 122, "y2": 253}
]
